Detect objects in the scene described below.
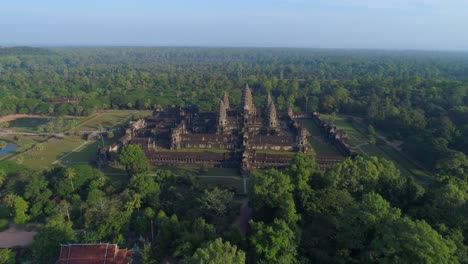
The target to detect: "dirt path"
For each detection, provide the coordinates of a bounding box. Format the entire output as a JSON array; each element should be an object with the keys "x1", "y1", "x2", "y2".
[
  {"x1": 0, "y1": 130, "x2": 65, "y2": 137},
  {"x1": 0, "y1": 226, "x2": 36, "y2": 248},
  {"x1": 0, "y1": 114, "x2": 51, "y2": 123},
  {"x1": 232, "y1": 198, "x2": 252, "y2": 236},
  {"x1": 0, "y1": 114, "x2": 89, "y2": 123}
]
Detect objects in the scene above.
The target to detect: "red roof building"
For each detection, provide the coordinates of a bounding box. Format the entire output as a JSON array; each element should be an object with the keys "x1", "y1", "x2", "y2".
[{"x1": 56, "y1": 243, "x2": 133, "y2": 264}]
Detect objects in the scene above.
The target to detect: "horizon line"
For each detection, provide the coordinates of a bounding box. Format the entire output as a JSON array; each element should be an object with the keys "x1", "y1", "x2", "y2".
[{"x1": 1, "y1": 44, "x2": 468, "y2": 53}]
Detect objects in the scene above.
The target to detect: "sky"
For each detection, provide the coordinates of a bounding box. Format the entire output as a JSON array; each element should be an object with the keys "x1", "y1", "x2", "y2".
[{"x1": 1, "y1": 0, "x2": 467, "y2": 50}]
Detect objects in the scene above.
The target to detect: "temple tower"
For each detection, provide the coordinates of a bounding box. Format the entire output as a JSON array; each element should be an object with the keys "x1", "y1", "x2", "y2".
[
  {"x1": 266, "y1": 93, "x2": 273, "y2": 108},
  {"x1": 217, "y1": 99, "x2": 227, "y2": 133},
  {"x1": 266, "y1": 94, "x2": 280, "y2": 131},
  {"x1": 223, "y1": 92, "x2": 230, "y2": 110},
  {"x1": 240, "y1": 84, "x2": 256, "y2": 134},
  {"x1": 241, "y1": 84, "x2": 255, "y2": 115}
]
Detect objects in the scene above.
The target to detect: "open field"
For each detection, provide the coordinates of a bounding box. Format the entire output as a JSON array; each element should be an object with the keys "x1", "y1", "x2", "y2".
[
  {"x1": 0, "y1": 110, "x2": 153, "y2": 170},
  {"x1": 0, "y1": 135, "x2": 51, "y2": 161},
  {"x1": 19, "y1": 136, "x2": 86, "y2": 170},
  {"x1": 319, "y1": 114, "x2": 432, "y2": 185},
  {"x1": 60, "y1": 137, "x2": 115, "y2": 163},
  {"x1": 76, "y1": 110, "x2": 152, "y2": 131}
]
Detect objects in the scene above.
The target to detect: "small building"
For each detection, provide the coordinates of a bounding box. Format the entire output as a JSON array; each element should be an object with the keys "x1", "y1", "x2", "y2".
[{"x1": 56, "y1": 243, "x2": 132, "y2": 264}]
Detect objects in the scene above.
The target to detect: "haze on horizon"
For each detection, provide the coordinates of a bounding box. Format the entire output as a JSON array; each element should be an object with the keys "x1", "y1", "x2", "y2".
[{"x1": 1, "y1": 0, "x2": 467, "y2": 50}]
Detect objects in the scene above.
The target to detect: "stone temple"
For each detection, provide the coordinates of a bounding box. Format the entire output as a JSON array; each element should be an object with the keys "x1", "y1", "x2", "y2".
[{"x1": 101, "y1": 84, "x2": 351, "y2": 174}]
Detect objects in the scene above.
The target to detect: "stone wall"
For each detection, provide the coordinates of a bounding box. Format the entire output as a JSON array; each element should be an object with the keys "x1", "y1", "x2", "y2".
[{"x1": 311, "y1": 112, "x2": 356, "y2": 157}]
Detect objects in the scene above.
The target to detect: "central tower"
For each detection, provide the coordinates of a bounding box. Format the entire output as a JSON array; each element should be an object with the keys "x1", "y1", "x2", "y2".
[{"x1": 240, "y1": 84, "x2": 256, "y2": 127}]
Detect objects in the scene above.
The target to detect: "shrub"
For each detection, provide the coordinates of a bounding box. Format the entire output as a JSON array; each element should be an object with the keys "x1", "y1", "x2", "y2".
[{"x1": 0, "y1": 219, "x2": 9, "y2": 231}]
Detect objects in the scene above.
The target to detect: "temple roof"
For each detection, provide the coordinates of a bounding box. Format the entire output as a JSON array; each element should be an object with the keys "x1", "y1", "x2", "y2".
[{"x1": 56, "y1": 243, "x2": 132, "y2": 264}]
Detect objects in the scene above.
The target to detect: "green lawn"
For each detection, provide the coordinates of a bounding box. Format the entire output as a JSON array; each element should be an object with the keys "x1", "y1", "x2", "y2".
[
  {"x1": 63, "y1": 137, "x2": 114, "y2": 163},
  {"x1": 19, "y1": 136, "x2": 86, "y2": 170},
  {"x1": 298, "y1": 119, "x2": 343, "y2": 156},
  {"x1": 76, "y1": 110, "x2": 152, "y2": 131}
]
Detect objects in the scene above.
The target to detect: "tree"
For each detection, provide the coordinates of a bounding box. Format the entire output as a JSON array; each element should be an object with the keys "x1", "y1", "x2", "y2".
[
  {"x1": 324, "y1": 156, "x2": 379, "y2": 194},
  {"x1": 368, "y1": 124, "x2": 376, "y2": 145},
  {"x1": 0, "y1": 169, "x2": 6, "y2": 187},
  {"x1": 107, "y1": 129, "x2": 114, "y2": 139},
  {"x1": 129, "y1": 174, "x2": 160, "y2": 205},
  {"x1": 119, "y1": 144, "x2": 150, "y2": 175},
  {"x1": 182, "y1": 238, "x2": 245, "y2": 264},
  {"x1": 339, "y1": 193, "x2": 458, "y2": 264},
  {"x1": 287, "y1": 153, "x2": 318, "y2": 207},
  {"x1": 11, "y1": 196, "x2": 30, "y2": 225},
  {"x1": 198, "y1": 187, "x2": 234, "y2": 219},
  {"x1": 249, "y1": 169, "x2": 298, "y2": 224},
  {"x1": 250, "y1": 219, "x2": 297, "y2": 263},
  {"x1": 31, "y1": 221, "x2": 75, "y2": 264},
  {"x1": 63, "y1": 167, "x2": 76, "y2": 191},
  {"x1": 0, "y1": 249, "x2": 15, "y2": 264},
  {"x1": 372, "y1": 217, "x2": 458, "y2": 264}
]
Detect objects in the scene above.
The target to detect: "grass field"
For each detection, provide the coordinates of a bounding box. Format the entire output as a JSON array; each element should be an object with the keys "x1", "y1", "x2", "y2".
[
  {"x1": 298, "y1": 119, "x2": 343, "y2": 156},
  {"x1": 0, "y1": 110, "x2": 150, "y2": 171},
  {"x1": 0, "y1": 135, "x2": 50, "y2": 161},
  {"x1": 77, "y1": 110, "x2": 152, "y2": 131},
  {"x1": 62, "y1": 137, "x2": 115, "y2": 163},
  {"x1": 20, "y1": 136, "x2": 86, "y2": 170}
]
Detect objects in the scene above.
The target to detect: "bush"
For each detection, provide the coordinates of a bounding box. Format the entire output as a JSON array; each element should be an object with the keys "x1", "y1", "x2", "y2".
[{"x1": 0, "y1": 219, "x2": 9, "y2": 231}]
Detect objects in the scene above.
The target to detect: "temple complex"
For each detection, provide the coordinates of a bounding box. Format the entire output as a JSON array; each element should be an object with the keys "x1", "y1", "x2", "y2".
[{"x1": 101, "y1": 84, "x2": 353, "y2": 174}]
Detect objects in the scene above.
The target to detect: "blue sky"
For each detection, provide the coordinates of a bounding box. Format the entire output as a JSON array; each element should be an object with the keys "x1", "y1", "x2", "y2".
[{"x1": 1, "y1": 0, "x2": 467, "y2": 50}]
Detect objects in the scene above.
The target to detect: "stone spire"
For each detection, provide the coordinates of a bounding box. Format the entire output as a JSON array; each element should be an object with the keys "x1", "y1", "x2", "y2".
[
  {"x1": 223, "y1": 92, "x2": 230, "y2": 110},
  {"x1": 241, "y1": 84, "x2": 254, "y2": 113},
  {"x1": 218, "y1": 99, "x2": 227, "y2": 133},
  {"x1": 266, "y1": 93, "x2": 273, "y2": 108},
  {"x1": 267, "y1": 98, "x2": 279, "y2": 129}
]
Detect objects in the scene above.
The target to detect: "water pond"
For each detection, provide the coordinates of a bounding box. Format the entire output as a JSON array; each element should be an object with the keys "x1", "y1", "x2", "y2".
[
  {"x1": 0, "y1": 145, "x2": 17, "y2": 156},
  {"x1": 7, "y1": 117, "x2": 53, "y2": 128}
]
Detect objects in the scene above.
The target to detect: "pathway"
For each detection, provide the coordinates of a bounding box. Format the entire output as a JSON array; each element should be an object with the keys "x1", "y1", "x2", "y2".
[
  {"x1": 0, "y1": 130, "x2": 65, "y2": 137},
  {"x1": 0, "y1": 224, "x2": 36, "y2": 248},
  {"x1": 232, "y1": 198, "x2": 252, "y2": 236}
]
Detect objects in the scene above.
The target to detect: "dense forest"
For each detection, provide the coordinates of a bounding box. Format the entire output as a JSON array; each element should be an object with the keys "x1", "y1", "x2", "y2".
[
  {"x1": 0, "y1": 47, "x2": 467, "y2": 263},
  {"x1": 0, "y1": 149, "x2": 466, "y2": 263},
  {"x1": 1, "y1": 47, "x2": 468, "y2": 170}
]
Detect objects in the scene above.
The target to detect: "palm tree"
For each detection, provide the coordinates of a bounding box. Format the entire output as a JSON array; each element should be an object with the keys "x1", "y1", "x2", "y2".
[
  {"x1": 64, "y1": 167, "x2": 76, "y2": 191},
  {"x1": 0, "y1": 170, "x2": 6, "y2": 187}
]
